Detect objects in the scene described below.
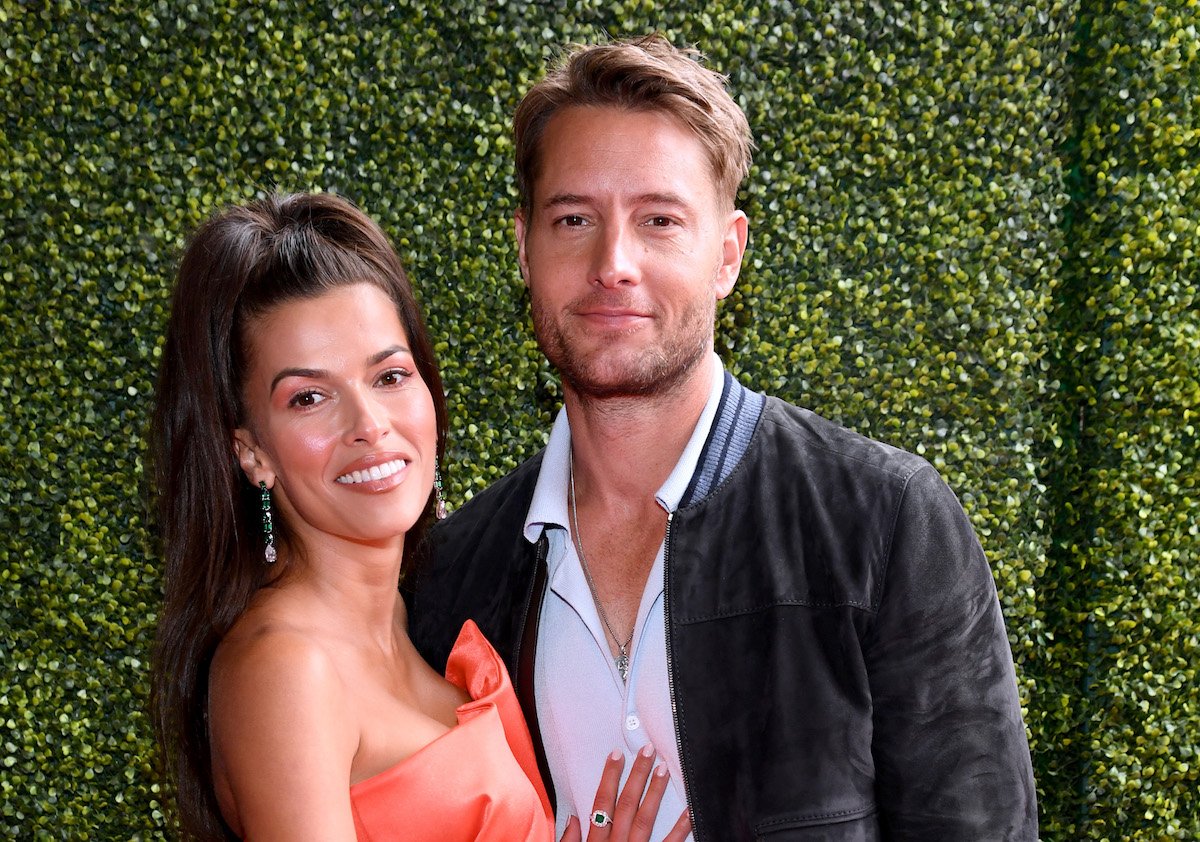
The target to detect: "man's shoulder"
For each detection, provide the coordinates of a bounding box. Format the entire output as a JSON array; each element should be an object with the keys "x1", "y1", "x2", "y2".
[
  {"x1": 407, "y1": 449, "x2": 545, "y2": 667},
  {"x1": 431, "y1": 449, "x2": 545, "y2": 552},
  {"x1": 756, "y1": 393, "x2": 930, "y2": 485}
]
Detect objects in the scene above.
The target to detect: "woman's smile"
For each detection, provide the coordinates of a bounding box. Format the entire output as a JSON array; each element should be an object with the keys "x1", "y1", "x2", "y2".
[{"x1": 335, "y1": 456, "x2": 409, "y2": 487}]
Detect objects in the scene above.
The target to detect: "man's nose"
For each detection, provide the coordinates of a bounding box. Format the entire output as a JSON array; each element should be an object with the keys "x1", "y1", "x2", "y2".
[{"x1": 592, "y1": 221, "x2": 641, "y2": 288}]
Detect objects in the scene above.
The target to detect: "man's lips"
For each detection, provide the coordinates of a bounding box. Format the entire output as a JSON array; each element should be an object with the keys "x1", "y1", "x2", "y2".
[{"x1": 575, "y1": 308, "x2": 652, "y2": 327}]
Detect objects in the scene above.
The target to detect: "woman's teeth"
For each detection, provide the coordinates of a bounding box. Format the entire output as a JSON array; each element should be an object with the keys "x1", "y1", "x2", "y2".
[{"x1": 335, "y1": 459, "x2": 407, "y2": 485}]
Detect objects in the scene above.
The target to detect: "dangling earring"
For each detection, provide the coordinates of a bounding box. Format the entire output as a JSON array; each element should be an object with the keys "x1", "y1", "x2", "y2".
[
  {"x1": 434, "y1": 468, "x2": 448, "y2": 520},
  {"x1": 260, "y1": 480, "x2": 277, "y2": 563}
]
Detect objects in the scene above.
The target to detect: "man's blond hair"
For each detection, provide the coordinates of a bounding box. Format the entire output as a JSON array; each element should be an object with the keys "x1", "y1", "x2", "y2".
[{"x1": 513, "y1": 34, "x2": 753, "y2": 211}]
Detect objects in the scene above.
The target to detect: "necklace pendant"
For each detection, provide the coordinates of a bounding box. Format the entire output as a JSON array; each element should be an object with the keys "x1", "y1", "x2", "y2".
[{"x1": 616, "y1": 652, "x2": 630, "y2": 683}]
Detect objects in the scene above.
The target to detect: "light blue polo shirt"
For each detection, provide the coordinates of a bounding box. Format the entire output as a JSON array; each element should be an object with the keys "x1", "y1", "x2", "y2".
[{"x1": 523, "y1": 353, "x2": 724, "y2": 841}]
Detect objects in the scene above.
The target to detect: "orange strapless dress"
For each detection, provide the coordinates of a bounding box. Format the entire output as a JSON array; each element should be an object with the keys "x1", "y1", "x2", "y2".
[{"x1": 348, "y1": 621, "x2": 554, "y2": 841}]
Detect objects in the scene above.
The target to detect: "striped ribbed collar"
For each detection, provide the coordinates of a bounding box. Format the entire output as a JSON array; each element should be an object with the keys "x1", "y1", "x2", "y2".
[{"x1": 679, "y1": 371, "x2": 766, "y2": 508}]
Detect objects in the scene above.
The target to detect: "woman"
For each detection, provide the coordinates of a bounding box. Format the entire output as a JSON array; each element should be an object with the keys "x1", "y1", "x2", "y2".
[{"x1": 149, "y1": 193, "x2": 687, "y2": 840}]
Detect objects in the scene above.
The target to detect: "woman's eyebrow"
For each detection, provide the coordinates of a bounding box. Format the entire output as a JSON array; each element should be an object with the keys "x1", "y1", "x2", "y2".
[{"x1": 268, "y1": 346, "x2": 411, "y2": 394}]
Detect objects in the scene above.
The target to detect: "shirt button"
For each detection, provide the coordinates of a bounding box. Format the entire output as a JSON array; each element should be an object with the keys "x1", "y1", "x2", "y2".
[{"x1": 625, "y1": 714, "x2": 641, "y2": 731}]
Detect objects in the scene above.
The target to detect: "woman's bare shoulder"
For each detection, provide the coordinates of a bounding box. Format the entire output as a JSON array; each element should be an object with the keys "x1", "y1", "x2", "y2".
[
  {"x1": 210, "y1": 589, "x2": 350, "y2": 721},
  {"x1": 208, "y1": 592, "x2": 359, "y2": 839}
]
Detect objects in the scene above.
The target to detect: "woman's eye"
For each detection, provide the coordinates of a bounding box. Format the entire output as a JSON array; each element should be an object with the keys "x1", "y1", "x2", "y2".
[
  {"x1": 288, "y1": 390, "x2": 326, "y2": 408},
  {"x1": 377, "y1": 368, "x2": 412, "y2": 387}
]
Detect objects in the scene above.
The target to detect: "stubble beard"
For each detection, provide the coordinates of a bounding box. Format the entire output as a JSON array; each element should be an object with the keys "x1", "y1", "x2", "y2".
[{"x1": 530, "y1": 292, "x2": 716, "y2": 402}]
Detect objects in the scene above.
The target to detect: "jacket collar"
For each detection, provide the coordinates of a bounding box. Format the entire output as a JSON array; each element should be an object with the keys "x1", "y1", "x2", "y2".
[{"x1": 679, "y1": 370, "x2": 766, "y2": 508}]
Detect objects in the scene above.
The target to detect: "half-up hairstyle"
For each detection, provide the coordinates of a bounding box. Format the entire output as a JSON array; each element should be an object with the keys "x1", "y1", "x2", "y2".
[{"x1": 148, "y1": 192, "x2": 446, "y2": 839}]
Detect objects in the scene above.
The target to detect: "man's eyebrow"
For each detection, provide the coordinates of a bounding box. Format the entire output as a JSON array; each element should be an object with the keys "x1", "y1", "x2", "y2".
[
  {"x1": 633, "y1": 191, "x2": 689, "y2": 207},
  {"x1": 541, "y1": 193, "x2": 591, "y2": 209},
  {"x1": 540, "y1": 191, "x2": 690, "y2": 209},
  {"x1": 268, "y1": 346, "x2": 410, "y2": 394}
]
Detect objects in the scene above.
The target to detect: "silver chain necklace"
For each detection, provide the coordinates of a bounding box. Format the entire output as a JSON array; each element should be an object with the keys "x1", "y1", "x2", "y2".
[{"x1": 569, "y1": 451, "x2": 634, "y2": 683}]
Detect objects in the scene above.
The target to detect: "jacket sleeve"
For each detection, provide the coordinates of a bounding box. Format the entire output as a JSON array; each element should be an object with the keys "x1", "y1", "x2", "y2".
[{"x1": 862, "y1": 464, "x2": 1038, "y2": 840}]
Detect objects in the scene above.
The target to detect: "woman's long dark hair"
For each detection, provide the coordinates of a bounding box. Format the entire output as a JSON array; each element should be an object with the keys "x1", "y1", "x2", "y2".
[{"x1": 148, "y1": 193, "x2": 447, "y2": 840}]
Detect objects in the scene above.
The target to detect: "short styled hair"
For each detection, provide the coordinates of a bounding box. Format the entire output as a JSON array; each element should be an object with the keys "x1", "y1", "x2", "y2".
[{"x1": 513, "y1": 33, "x2": 754, "y2": 211}]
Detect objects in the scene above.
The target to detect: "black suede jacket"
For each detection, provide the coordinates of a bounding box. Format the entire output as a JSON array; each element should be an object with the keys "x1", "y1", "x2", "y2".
[{"x1": 407, "y1": 374, "x2": 1038, "y2": 841}]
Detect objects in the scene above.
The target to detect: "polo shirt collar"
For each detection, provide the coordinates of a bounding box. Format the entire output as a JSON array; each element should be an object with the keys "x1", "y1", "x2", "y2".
[{"x1": 523, "y1": 352, "x2": 726, "y2": 547}]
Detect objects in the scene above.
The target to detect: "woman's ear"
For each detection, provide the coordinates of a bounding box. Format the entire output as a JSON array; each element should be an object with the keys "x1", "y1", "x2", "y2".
[{"x1": 232, "y1": 429, "x2": 275, "y2": 488}]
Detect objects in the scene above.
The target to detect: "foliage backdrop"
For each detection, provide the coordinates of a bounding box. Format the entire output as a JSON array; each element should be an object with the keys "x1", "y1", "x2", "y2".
[{"x1": 1, "y1": 0, "x2": 1195, "y2": 838}]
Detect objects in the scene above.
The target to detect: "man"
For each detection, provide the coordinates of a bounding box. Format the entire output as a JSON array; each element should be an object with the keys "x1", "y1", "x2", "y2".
[{"x1": 408, "y1": 34, "x2": 1038, "y2": 841}]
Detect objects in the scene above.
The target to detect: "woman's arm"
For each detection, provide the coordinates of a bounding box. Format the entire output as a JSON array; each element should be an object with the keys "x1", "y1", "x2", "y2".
[{"x1": 209, "y1": 630, "x2": 360, "y2": 841}]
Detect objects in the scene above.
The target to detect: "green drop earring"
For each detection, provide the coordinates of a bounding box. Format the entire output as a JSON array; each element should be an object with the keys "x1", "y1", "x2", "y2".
[
  {"x1": 260, "y1": 481, "x2": 277, "y2": 563},
  {"x1": 434, "y1": 468, "x2": 447, "y2": 520}
]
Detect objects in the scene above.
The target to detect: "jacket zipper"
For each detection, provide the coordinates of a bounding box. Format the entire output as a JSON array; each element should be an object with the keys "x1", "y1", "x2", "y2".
[
  {"x1": 512, "y1": 533, "x2": 548, "y2": 686},
  {"x1": 663, "y1": 511, "x2": 698, "y2": 837},
  {"x1": 512, "y1": 533, "x2": 556, "y2": 813}
]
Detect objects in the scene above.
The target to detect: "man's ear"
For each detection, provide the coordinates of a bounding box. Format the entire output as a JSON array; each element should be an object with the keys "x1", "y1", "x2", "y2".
[
  {"x1": 233, "y1": 428, "x2": 275, "y2": 489},
  {"x1": 714, "y1": 209, "x2": 749, "y2": 300},
  {"x1": 514, "y1": 208, "x2": 530, "y2": 287}
]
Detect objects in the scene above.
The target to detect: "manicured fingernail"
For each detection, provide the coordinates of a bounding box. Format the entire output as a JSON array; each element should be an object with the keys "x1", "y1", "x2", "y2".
[
  {"x1": 609, "y1": 749, "x2": 623, "y2": 761},
  {"x1": 639, "y1": 743, "x2": 655, "y2": 758},
  {"x1": 654, "y1": 764, "x2": 668, "y2": 778}
]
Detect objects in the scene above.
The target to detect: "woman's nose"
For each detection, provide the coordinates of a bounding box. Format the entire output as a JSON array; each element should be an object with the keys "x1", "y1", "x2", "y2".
[{"x1": 343, "y1": 391, "x2": 387, "y2": 446}]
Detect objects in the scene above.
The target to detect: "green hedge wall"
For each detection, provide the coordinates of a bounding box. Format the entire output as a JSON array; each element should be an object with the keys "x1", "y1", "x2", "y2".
[
  {"x1": 0, "y1": 1, "x2": 1195, "y2": 838},
  {"x1": 1041, "y1": 0, "x2": 1199, "y2": 837}
]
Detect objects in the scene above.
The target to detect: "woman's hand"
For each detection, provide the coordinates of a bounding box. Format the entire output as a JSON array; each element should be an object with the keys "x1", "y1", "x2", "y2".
[{"x1": 558, "y1": 744, "x2": 691, "y2": 841}]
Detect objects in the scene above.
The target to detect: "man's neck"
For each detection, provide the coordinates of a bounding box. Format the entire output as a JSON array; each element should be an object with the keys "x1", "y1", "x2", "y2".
[{"x1": 564, "y1": 354, "x2": 715, "y2": 506}]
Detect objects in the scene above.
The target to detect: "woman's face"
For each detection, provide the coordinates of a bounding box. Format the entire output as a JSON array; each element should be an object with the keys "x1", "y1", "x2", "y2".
[{"x1": 233, "y1": 282, "x2": 437, "y2": 558}]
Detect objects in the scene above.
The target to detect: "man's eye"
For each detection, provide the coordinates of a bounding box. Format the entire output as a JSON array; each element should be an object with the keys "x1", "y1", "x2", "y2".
[
  {"x1": 558, "y1": 214, "x2": 587, "y2": 227},
  {"x1": 647, "y1": 216, "x2": 675, "y2": 227},
  {"x1": 288, "y1": 390, "x2": 325, "y2": 408}
]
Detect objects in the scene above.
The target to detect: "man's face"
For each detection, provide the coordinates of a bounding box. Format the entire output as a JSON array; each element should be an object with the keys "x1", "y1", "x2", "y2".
[{"x1": 515, "y1": 106, "x2": 747, "y2": 401}]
